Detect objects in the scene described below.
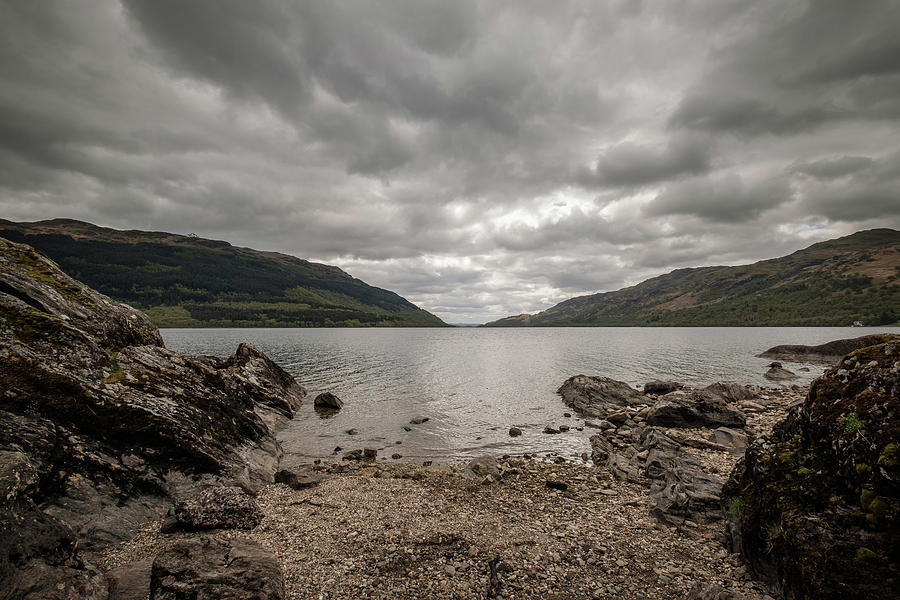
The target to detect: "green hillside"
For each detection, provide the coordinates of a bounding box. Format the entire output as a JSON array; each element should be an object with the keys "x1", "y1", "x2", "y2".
[
  {"x1": 485, "y1": 229, "x2": 900, "y2": 327},
  {"x1": 0, "y1": 219, "x2": 447, "y2": 328}
]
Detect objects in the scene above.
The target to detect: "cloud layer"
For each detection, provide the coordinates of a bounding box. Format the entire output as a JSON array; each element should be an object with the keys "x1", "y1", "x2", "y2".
[{"x1": 1, "y1": 1, "x2": 898, "y2": 322}]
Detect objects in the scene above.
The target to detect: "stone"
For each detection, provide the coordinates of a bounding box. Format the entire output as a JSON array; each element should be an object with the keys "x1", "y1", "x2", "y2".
[
  {"x1": 558, "y1": 424, "x2": 570, "y2": 432},
  {"x1": 758, "y1": 334, "x2": 896, "y2": 364},
  {"x1": 345, "y1": 428, "x2": 358, "y2": 435},
  {"x1": 764, "y1": 365, "x2": 798, "y2": 381},
  {"x1": 708, "y1": 428, "x2": 748, "y2": 450},
  {"x1": 643, "y1": 380, "x2": 683, "y2": 395},
  {"x1": 646, "y1": 390, "x2": 746, "y2": 428},
  {"x1": 106, "y1": 560, "x2": 152, "y2": 600},
  {"x1": 174, "y1": 486, "x2": 263, "y2": 531},
  {"x1": 409, "y1": 416, "x2": 429, "y2": 425},
  {"x1": 274, "y1": 469, "x2": 322, "y2": 490},
  {"x1": 704, "y1": 382, "x2": 758, "y2": 404},
  {"x1": 724, "y1": 337, "x2": 900, "y2": 599},
  {"x1": 545, "y1": 480, "x2": 568, "y2": 491},
  {"x1": 464, "y1": 456, "x2": 499, "y2": 479},
  {"x1": 557, "y1": 375, "x2": 644, "y2": 418},
  {"x1": 543, "y1": 426, "x2": 561, "y2": 434},
  {"x1": 606, "y1": 411, "x2": 628, "y2": 424},
  {"x1": 508, "y1": 427, "x2": 522, "y2": 437},
  {"x1": 0, "y1": 238, "x2": 304, "y2": 598},
  {"x1": 150, "y1": 535, "x2": 284, "y2": 600},
  {"x1": 314, "y1": 392, "x2": 343, "y2": 411},
  {"x1": 391, "y1": 453, "x2": 402, "y2": 460},
  {"x1": 363, "y1": 448, "x2": 377, "y2": 461}
]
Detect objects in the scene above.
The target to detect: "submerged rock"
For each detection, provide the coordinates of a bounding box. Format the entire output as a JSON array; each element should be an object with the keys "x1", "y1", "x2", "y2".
[
  {"x1": 508, "y1": 426, "x2": 522, "y2": 437},
  {"x1": 557, "y1": 375, "x2": 644, "y2": 418},
  {"x1": 724, "y1": 339, "x2": 900, "y2": 599},
  {"x1": 0, "y1": 237, "x2": 305, "y2": 598}
]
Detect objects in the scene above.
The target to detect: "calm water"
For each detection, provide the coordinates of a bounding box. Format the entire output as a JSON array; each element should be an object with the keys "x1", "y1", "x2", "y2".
[{"x1": 161, "y1": 327, "x2": 895, "y2": 466}]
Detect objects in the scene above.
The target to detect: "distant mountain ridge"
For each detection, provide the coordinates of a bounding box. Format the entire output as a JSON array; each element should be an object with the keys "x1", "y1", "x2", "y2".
[
  {"x1": 0, "y1": 219, "x2": 447, "y2": 327},
  {"x1": 485, "y1": 229, "x2": 900, "y2": 327}
]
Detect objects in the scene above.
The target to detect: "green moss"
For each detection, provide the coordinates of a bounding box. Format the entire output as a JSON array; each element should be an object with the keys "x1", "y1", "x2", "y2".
[
  {"x1": 797, "y1": 467, "x2": 813, "y2": 476},
  {"x1": 729, "y1": 498, "x2": 742, "y2": 514},
  {"x1": 878, "y1": 443, "x2": 898, "y2": 469},
  {"x1": 839, "y1": 412, "x2": 865, "y2": 435},
  {"x1": 856, "y1": 463, "x2": 872, "y2": 477},
  {"x1": 855, "y1": 547, "x2": 878, "y2": 563},
  {"x1": 861, "y1": 489, "x2": 876, "y2": 510}
]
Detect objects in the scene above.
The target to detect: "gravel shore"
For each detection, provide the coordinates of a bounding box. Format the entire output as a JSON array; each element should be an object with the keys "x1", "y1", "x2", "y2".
[{"x1": 101, "y1": 385, "x2": 804, "y2": 599}]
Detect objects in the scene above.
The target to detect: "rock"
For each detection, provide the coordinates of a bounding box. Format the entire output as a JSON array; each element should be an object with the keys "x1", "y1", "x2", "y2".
[
  {"x1": 391, "y1": 453, "x2": 402, "y2": 460},
  {"x1": 314, "y1": 392, "x2": 343, "y2": 411},
  {"x1": 106, "y1": 559, "x2": 152, "y2": 600},
  {"x1": 150, "y1": 535, "x2": 284, "y2": 600},
  {"x1": 558, "y1": 424, "x2": 570, "y2": 432},
  {"x1": 274, "y1": 469, "x2": 322, "y2": 490},
  {"x1": 0, "y1": 238, "x2": 305, "y2": 597},
  {"x1": 606, "y1": 411, "x2": 628, "y2": 424},
  {"x1": 409, "y1": 416, "x2": 429, "y2": 425},
  {"x1": 724, "y1": 338, "x2": 900, "y2": 599},
  {"x1": 345, "y1": 428, "x2": 358, "y2": 435},
  {"x1": 557, "y1": 375, "x2": 644, "y2": 418},
  {"x1": 758, "y1": 334, "x2": 897, "y2": 364},
  {"x1": 704, "y1": 382, "x2": 758, "y2": 404},
  {"x1": 508, "y1": 427, "x2": 522, "y2": 437},
  {"x1": 563, "y1": 412, "x2": 572, "y2": 418},
  {"x1": 764, "y1": 365, "x2": 798, "y2": 380},
  {"x1": 646, "y1": 390, "x2": 746, "y2": 428},
  {"x1": 174, "y1": 486, "x2": 263, "y2": 531},
  {"x1": 644, "y1": 380, "x2": 683, "y2": 395},
  {"x1": 464, "y1": 456, "x2": 499, "y2": 479},
  {"x1": 708, "y1": 427, "x2": 748, "y2": 450},
  {"x1": 545, "y1": 480, "x2": 568, "y2": 491},
  {"x1": 343, "y1": 450, "x2": 364, "y2": 461},
  {"x1": 543, "y1": 426, "x2": 561, "y2": 434},
  {"x1": 363, "y1": 448, "x2": 377, "y2": 461}
]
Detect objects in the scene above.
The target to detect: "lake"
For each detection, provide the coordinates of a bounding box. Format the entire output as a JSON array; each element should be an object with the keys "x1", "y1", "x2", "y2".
[{"x1": 161, "y1": 326, "x2": 895, "y2": 466}]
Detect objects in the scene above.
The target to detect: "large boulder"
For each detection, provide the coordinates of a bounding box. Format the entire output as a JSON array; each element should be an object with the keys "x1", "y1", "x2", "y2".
[
  {"x1": 150, "y1": 536, "x2": 284, "y2": 600},
  {"x1": 643, "y1": 380, "x2": 683, "y2": 395},
  {"x1": 0, "y1": 237, "x2": 305, "y2": 598},
  {"x1": 764, "y1": 362, "x2": 799, "y2": 381},
  {"x1": 723, "y1": 339, "x2": 899, "y2": 599},
  {"x1": 704, "y1": 381, "x2": 758, "y2": 404},
  {"x1": 646, "y1": 390, "x2": 747, "y2": 428},
  {"x1": 557, "y1": 375, "x2": 644, "y2": 418},
  {"x1": 758, "y1": 334, "x2": 898, "y2": 364}
]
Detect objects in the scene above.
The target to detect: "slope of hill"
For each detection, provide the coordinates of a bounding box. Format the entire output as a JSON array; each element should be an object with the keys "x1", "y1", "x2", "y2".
[
  {"x1": 0, "y1": 219, "x2": 447, "y2": 328},
  {"x1": 485, "y1": 229, "x2": 900, "y2": 327}
]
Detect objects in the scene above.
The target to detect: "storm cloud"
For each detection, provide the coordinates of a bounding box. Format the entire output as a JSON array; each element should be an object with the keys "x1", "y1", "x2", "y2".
[{"x1": 1, "y1": 0, "x2": 898, "y2": 323}]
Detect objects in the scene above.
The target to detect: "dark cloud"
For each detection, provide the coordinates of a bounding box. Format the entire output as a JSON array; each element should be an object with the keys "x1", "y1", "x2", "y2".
[
  {"x1": 1, "y1": 0, "x2": 899, "y2": 323},
  {"x1": 581, "y1": 135, "x2": 713, "y2": 187},
  {"x1": 644, "y1": 174, "x2": 792, "y2": 223}
]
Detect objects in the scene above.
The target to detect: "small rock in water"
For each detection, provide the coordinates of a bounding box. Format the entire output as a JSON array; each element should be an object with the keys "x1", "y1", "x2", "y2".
[
  {"x1": 314, "y1": 392, "x2": 343, "y2": 411},
  {"x1": 363, "y1": 448, "x2": 377, "y2": 460},
  {"x1": 508, "y1": 426, "x2": 522, "y2": 437},
  {"x1": 391, "y1": 453, "x2": 402, "y2": 460},
  {"x1": 563, "y1": 412, "x2": 572, "y2": 418},
  {"x1": 409, "y1": 416, "x2": 430, "y2": 425},
  {"x1": 345, "y1": 428, "x2": 358, "y2": 435},
  {"x1": 543, "y1": 426, "x2": 561, "y2": 434},
  {"x1": 558, "y1": 425, "x2": 570, "y2": 432}
]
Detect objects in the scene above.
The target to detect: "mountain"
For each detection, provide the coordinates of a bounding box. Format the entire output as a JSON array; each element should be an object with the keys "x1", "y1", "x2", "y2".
[
  {"x1": 0, "y1": 219, "x2": 447, "y2": 328},
  {"x1": 485, "y1": 229, "x2": 900, "y2": 327}
]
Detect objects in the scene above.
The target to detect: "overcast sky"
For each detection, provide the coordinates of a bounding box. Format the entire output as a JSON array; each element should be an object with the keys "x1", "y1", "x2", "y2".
[{"x1": 2, "y1": 1, "x2": 899, "y2": 323}]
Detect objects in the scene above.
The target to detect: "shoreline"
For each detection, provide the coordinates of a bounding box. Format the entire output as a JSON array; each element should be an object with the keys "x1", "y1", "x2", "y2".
[{"x1": 101, "y1": 384, "x2": 804, "y2": 599}]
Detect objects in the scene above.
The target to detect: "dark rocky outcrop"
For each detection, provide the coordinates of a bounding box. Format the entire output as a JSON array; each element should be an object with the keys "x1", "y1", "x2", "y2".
[
  {"x1": 591, "y1": 426, "x2": 726, "y2": 526},
  {"x1": 275, "y1": 468, "x2": 323, "y2": 490},
  {"x1": 758, "y1": 334, "x2": 897, "y2": 364},
  {"x1": 646, "y1": 390, "x2": 747, "y2": 428},
  {"x1": 150, "y1": 536, "x2": 285, "y2": 600},
  {"x1": 724, "y1": 339, "x2": 899, "y2": 599},
  {"x1": 0, "y1": 237, "x2": 305, "y2": 598},
  {"x1": 557, "y1": 375, "x2": 645, "y2": 418}
]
